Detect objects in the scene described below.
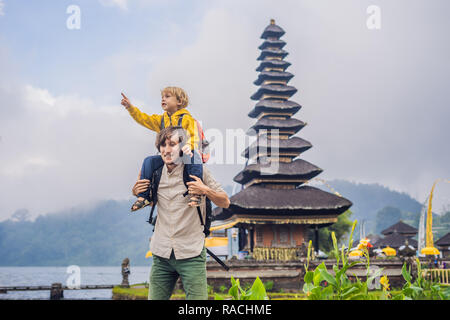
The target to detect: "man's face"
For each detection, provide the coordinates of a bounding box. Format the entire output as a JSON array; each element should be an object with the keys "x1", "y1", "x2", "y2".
[
  {"x1": 161, "y1": 91, "x2": 181, "y2": 113},
  {"x1": 160, "y1": 133, "x2": 182, "y2": 165}
]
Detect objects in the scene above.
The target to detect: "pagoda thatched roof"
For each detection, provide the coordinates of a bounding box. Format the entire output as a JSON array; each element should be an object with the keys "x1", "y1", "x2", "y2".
[
  {"x1": 233, "y1": 159, "x2": 322, "y2": 185},
  {"x1": 261, "y1": 21, "x2": 285, "y2": 39},
  {"x1": 257, "y1": 49, "x2": 288, "y2": 61},
  {"x1": 248, "y1": 99, "x2": 301, "y2": 118},
  {"x1": 373, "y1": 232, "x2": 418, "y2": 249},
  {"x1": 258, "y1": 39, "x2": 286, "y2": 50},
  {"x1": 251, "y1": 84, "x2": 297, "y2": 100},
  {"x1": 381, "y1": 221, "x2": 418, "y2": 236},
  {"x1": 436, "y1": 232, "x2": 450, "y2": 247},
  {"x1": 247, "y1": 118, "x2": 305, "y2": 135},
  {"x1": 256, "y1": 59, "x2": 291, "y2": 72},
  {"x1": 242, "y1": 136, "x2": 312, "y2": 158},
  {"x1": 254, "y1": 71, "x2": 294, "y2": 86},
  {"x1": 219, "y1": 185, "x2": 352, "y2": 217}
]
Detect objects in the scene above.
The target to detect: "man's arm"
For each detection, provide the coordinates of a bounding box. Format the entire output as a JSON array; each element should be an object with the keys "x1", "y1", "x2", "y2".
[{"x1": 187, "y1": 175, "x2": 230, "y2": 208}]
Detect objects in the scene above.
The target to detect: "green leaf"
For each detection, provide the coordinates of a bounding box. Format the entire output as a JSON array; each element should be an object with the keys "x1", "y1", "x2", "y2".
[
  {"x1": 341, "y1": 286, "x2": 359, "y2": 299},
  {"x1": 391, "y1": 293, "x2": 404, "y2": 300},
  {"x1": 321, "y1": 285, "x2": 334, "y2": 300},
  {"x1": 304, "y1": 271, "x2": 314, "y2": 283},
  {"x1": 319, "y1": 268, "x2": 337, "y2": 287},
  {"x1": 248, "y1": 277, "x2": 268, "y2": 300},
  {"x1": 214, "y1": 293, "x2": 224, "y2": 300},
  {"x1": 302, "y1": 282, "x2": 314, "y2": 294},
  {"x1": 402, "y1": 263, "x2": 411, "y2": 283},
  {"x1": 349, "y1": 294, "x2": 366, "y2": 300},
  {"x1": 228, "y1": 276, "x2": 240, "y2": 300},
  {"x1": 313, "y1": 266, "x2": 322, "y2": 286}
]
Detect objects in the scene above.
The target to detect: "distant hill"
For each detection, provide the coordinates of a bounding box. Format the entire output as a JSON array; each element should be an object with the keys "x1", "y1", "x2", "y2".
[
  {"x1": 0, "y1": 199, "x2": 153, "y2": 266},
  {"x1": 314, "y1": 179, "x2": 424, "y2": 234}
]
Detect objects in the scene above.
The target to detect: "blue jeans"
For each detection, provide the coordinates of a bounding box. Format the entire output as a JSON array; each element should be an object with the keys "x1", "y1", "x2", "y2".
[{"x1": 138, "y1": 151, "x2": 203, "y2": 201}]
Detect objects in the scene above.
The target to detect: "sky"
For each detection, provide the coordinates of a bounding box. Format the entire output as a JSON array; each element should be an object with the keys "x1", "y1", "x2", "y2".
[{"x1": 0, "y1": 0, "x2": 449, "y2": 221}]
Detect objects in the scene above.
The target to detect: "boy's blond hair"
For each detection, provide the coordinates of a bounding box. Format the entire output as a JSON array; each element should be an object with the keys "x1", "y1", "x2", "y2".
[{"x1": 161, "y1": 86, "x2": 189, "y2": 109}]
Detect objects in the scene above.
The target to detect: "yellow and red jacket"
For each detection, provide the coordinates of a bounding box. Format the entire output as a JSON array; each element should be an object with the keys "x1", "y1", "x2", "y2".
[{"x1": 127, "y1": 106, "x2": 200, "y2": 151}]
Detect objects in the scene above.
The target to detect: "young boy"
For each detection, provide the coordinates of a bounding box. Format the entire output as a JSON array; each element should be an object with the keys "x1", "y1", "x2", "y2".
[{"x1": 121, "y1": 87, "x2": 203, "y2": 210}]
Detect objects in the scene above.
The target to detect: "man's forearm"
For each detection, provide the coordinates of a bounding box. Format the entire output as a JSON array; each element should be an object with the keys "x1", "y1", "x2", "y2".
[{"x1": 204, "y1": 187, "x2": 230, "y2": 208}]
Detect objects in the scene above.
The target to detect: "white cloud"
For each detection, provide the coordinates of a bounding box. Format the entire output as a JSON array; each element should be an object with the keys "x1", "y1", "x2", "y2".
[
  {"x1": 0, "y1": 0, "x2": 4, "y2": 16},
  {"x1": 1, "y1": 0, "x2": 450, "y2": 221},
  {"x1": 0, "y1": 79, "x2": 155, "y2": 220}
]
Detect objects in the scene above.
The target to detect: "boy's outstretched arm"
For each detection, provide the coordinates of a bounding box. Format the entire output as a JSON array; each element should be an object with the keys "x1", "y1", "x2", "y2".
[{"x1": 121, "y1": 92, "x2": 162, "y2": 132}]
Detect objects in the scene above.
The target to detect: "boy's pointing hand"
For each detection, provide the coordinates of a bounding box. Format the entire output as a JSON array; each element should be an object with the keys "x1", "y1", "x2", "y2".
[{"x1": 121, "y1": 92, "x2": 132, "y2": 109}]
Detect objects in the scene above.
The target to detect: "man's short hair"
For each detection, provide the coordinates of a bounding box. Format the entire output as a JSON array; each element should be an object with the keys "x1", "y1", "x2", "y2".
[
  {"x1": 161, "y1": 87, "x2": 189, "y2": 109},
  {"x1": 155, "y1": 126, "x2": 188, "y2": 152}
]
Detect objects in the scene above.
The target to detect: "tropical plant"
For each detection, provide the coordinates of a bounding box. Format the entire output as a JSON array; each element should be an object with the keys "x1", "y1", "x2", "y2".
[
  {"x1": 392, "y1": 259, "x2": 450, "y2": 300},
  {"x1": 302, "y1": 220, "x2": 384, "y2": 300},
  {"x1": 215, "y1": 276, "x2": 268, "y2": 300}
]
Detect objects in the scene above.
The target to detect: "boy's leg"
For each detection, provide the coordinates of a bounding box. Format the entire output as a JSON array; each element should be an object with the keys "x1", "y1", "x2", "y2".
[
  {"x1": 149, "y1": 253, "x2": 179, "y2": 300},
  {"x1": 175, "y1": 247, "x2": 208, "y2": 300},
  {"x1": 138, "y1": 155, "x2": 164, "y2": 201},
  {"x1": 184, "y1": 151, "x2": 203, "y2": 205}
]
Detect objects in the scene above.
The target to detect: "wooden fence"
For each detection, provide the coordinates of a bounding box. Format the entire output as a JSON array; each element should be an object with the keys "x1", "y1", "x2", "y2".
[{"x1": 422, "y1": 269, "x2": 450, "y2": 285}]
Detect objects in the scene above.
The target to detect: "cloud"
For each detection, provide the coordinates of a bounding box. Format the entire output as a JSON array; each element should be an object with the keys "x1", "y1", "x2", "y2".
[
  {"x1": 140, "y1": 0, "x2": 450, "y2": 207},
  {"x1": 0, "y1": 0, "x2": 4, "y2": 16},
  {"x1": 1, "y1": 0, "x2": 450, "y2": 221},
  {"x1": 0, "y1": 66, "x2": 155, "y2": 220}
]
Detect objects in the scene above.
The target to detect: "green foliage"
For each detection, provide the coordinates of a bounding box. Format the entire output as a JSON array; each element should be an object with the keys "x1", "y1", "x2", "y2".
[
  {"x1": 315, "y1": 210, "x2": 353, "y2": 253},
  {"x1": 263, "y1": 280, "x2": 274, "y2": 292},
  {"x1": 303, "y1": 220, "x2": 449, "y2": 301},
  {"x1": 0, "y1": 199, "x2": 153, "y2": 266},
  {"x1": 216, "y1": 276, "x2": 268, "y2": 300},
  {"x1": 303, "y1": 220, "x2": 373, "y2": 300},
  {"x1": 392, "y1": 259, "x2": 449, "y2": 300}
]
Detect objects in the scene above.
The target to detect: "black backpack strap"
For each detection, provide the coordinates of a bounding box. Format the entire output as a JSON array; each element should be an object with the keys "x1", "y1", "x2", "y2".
[
  {"x1": 147, "y1": 166, "x2": 164, "y2": 226},
  {"x1": 182, "y1": 165, "x2": 213, "y2": 237},
  {"x1": 160, "y1": 115, "x2": 165, "y2": 129}
]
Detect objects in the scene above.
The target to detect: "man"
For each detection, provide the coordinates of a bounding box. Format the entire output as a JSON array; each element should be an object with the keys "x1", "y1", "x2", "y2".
[{"x1": 132, "y1": 126, "x2": 230, "y2": 300}]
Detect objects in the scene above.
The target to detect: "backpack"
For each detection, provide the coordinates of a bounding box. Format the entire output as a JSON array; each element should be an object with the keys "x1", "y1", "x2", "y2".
[
  {"x1": 146, "y1": 163, "x2": 229, "y2": 271},
  {"x1": 160, "y1": 113, "x2": 210, "y2": 163},
  {"x1": 147, "y1": 164, "x2": 212, "y2": 237}
]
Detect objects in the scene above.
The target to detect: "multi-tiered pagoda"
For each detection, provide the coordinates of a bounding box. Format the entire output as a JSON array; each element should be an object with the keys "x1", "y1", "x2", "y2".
[{"x1": 213, "y1": 19, "x2": 352, "y2": 261}]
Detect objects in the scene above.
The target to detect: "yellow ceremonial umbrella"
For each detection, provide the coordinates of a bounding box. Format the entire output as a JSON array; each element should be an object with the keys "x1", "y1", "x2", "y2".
[
  {"x1": 421, "y1": 246, "x2": 440, "y2": 255},
  {"x1": 382, "y1": 246, "x2": 396, "y2": 256}
]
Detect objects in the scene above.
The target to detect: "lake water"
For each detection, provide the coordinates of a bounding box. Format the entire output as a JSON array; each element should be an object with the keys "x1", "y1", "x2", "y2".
[{"x1": 0, "y1": 266, "x2": 151, "y2": 300}]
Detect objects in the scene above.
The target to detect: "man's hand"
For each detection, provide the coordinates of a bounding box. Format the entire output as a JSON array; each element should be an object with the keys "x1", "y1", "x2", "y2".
[
  {"x1": 121, "y1": 92, "x2": 132, "y2": 109},
  {"x1": 188, "y1": 175, "x2": 230, "y2": 209},
  {"x1": 132, "y1": 178, "x2": 150, "y2": 197},
  {"x1": 186, "y1": 175, "x2": 208, "y2": 196}
]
